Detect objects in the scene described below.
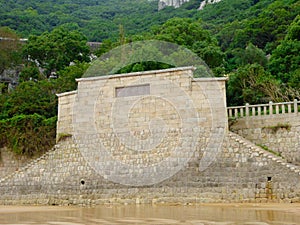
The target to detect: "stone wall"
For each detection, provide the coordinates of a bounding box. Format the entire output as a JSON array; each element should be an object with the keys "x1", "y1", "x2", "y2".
[
  {"x1": 57, "y1": 67, "x2": 228, "y2": 186},
  {"x1": 0, "y1": 132, "x2": 299, "y2": 205},
  {"x1": 56, "y1": 90, "x2": 77, "y2": 139},
  {"x1": 0, "y1": 67, "x2": 299, "y2": 205},
  {"x1": 0, "y1": 147, "x2": 30, "y2": 178},
  {"x1": 230, "y1": 113, "x2": 300, "y2": 165}
]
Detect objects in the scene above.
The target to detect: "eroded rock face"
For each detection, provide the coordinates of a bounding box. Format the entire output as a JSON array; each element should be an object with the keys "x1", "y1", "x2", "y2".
[
  {"x1": 158, "y1": 0, "x2": 190, "y2": 10},
  {"x1": 198, "y1": 0, "x2": 222, "y2": 10},
  {"x1": 157, "y1": 0, "x2": 223, "y2": 11}
]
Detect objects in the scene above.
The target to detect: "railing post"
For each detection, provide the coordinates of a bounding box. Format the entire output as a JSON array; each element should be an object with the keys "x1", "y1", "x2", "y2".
[
  {"x1": 252, "y1": 106, "x2": 256, "y2": 116},
  {"x1": 275, "y1": 104, "x2": 279, "y2": 114},
  {"x1": 227, "y1": 100, "x2": 297, "y2": 119},
  {"x1": 269, "y1": 101, "x2": 273, "y2": 115},
  {"x1": 228, "y1": 109, "x2": 232, "y2": 118},
  {"x1": 281, "y1": 104, "x2": 285, "y2": 114},
  {"x1": 234, "y1": 108, "x2": 238, "y2": 118},
  {"x1": 245, "y1": 103, "x2": 249, "y2": 117},
  {"x1": 288, "y1": 104, "x2": 292, "y2": 113}
]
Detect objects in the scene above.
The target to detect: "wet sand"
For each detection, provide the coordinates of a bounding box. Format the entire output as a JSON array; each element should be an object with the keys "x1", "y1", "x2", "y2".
[{"x1": 0, "y1": 203, "x2": 299, "y2": 224}]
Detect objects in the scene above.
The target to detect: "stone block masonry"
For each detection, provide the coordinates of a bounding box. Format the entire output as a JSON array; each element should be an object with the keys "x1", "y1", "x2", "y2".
[
  {"x1": 0, "y1": 147, "x2": 30, "y2": 178},
  {"x1": 0, "y1": 132, "x2": 299, "y2": 205},
  {"x1": 59, "y1": 67, "x2": 228, "y2": 186},
  {"x1": 0, "y1": 67, "x2": 299, "y2": 205},
  {"x1": 229, "y1": 105, "x2": 300, "y2": 165}
]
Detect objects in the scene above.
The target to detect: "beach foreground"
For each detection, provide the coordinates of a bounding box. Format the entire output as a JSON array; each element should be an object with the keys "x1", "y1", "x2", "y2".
[{"x1": 0, "y1": 203, "x2": 299, "y2": 224}]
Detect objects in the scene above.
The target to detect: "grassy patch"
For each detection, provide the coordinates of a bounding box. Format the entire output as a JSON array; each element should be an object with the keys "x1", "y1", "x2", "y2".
[
  {"x1": 256, "y1": 144, "x2": 283, "y2": 158},
  {"x1": 57, "y1": 133, "x2": 72, "y2": 142},
  {"x1": 262, "y1": 123, "x2": 291, "y2": 133}
]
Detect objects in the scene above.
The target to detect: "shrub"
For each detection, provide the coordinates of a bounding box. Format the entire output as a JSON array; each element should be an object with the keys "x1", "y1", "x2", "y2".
[{"x1": 0, "y1": 114, "x2": 56, "y2": 156}]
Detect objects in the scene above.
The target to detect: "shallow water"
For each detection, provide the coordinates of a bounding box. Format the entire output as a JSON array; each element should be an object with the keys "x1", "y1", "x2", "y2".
[{"x1": 0, "y1": 204, "x2": 299, "y2": 225}]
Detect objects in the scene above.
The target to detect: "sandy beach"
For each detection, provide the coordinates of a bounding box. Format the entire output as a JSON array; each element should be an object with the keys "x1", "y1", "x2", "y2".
[{"x1": 0, "y1": 203, "x2": 299, "y2": 224}]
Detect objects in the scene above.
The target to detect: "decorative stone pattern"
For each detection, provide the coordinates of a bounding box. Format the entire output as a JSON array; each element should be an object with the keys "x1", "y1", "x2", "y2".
[
  {"x1": 0, "y1": 67, "x2": 299, "y2": 205},
  {"x1": 68, "y1": 67, "x2": 227, "y2": 186}
]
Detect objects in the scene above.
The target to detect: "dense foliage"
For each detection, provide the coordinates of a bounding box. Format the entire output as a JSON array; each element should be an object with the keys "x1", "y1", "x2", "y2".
[
  {"x1": 0, "y1": 0, "x2": 299, "y2": 156},
  {"x1": 0, "y1": 0, "x2": 200, "y2": 41},
  {"x1": 0, "y1": 27, "x2": 22, "y2": 74},
  {"x1": 0, "y1": 31, "x2": 89, "y2": 156},
  {"x1": 23, "y1": 26, "x2": 90, "y2": 77},
  {"x1": 0, "y1": 114, "x2": 56, "y2": 156}
]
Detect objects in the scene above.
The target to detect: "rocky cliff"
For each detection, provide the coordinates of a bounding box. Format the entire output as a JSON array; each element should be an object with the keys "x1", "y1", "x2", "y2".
[
  {"x1": 158, "y1": 0, "x2": 223, "y2": 11},
  {"x1": 158, "y1": 0, "x2": 190, "y2": 10},
  {"x1": 198, "y1": 0, "x2": 222, "y2": 10}
]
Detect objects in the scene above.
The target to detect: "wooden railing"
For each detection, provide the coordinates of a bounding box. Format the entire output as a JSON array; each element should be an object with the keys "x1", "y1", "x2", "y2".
[{"x1": 227, "y1": 99, "x2": 299, "y2": 118}]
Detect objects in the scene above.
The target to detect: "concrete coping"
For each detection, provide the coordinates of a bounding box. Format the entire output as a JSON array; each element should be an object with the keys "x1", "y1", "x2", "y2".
[
  {"x1": 57, "y1": 67, "x2": 227, "y2": 97},
  {"x1": 75, "y1": 66, "x2": 197, "y2": 82},
  {"x1": 56, "y1": 90, "x2": 77, "y2": 98},
  {"x1": 193, "y1": 77, "x2": 228, "y2": 82}
]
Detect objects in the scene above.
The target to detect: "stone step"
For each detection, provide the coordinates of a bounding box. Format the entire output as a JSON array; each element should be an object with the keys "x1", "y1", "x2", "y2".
[
  {"x1": 0, "y1": 145, "x2": 58, "y2": 184},
  {"x1": 229, "y1": 131, "x2": 300, "y2": 176}
]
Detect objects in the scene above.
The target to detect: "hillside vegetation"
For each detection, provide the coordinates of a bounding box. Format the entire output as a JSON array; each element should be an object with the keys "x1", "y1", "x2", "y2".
[
  {"x1": 0, "y1": 0, "x2": 299, "y2": 156},
  {"x1": 1, "y1": 0, "x2": 194, "y2": 41}
]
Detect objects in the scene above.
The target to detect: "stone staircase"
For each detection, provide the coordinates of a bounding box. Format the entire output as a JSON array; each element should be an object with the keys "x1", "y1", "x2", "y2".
[
  {"x1": 228, "y1": 131, "x2": 300, "y2": 202},
  {"x1": 1, "y1": 132, "x2": 299, "y2": 204},
  {"x1": 228, "y1": 131, "x2": 300, "y2": 176},
  {"x1": 0, "y1": 145, "x2": 57, "y2": 184},
  {"x1": 2, "y1": 132, "x2": 300, "y2": 184}
]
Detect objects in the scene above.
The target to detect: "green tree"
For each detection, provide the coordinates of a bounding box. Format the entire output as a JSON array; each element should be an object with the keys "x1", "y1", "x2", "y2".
[
  {"x1": 1, "y1": 80, "x2": 57, "y2": 118},
  {"x1": 269, "y1": 15, "x2": 300, "y2": 83},
  {"x1": 0, "y1": 62, "x2": 88, "y2": 156},
  {"x1": 232, "y1": 43, "x2": 268, "y2": 68},
  {"x1": 23, "y1": 26, "x2": 90, "y2": 76},
  {"x1": 227, "y1": 63, "x2": 285, "y2": 106},
  {"x1": 0, "y1": 114, "x2": 56, "y2": 156},
  {"x1": 0, "y1": 27, "x2": 22, "y2": 74},
  {"x1": 153, "y1": 18, "x2": 224, "y2": 72},
  {"x1": 55, "y1": 62, "x2": 89, "y2": 93},
  {"x1": 18, "y1": 64, "x2": 41, "y2": 82},
  {"x1": 242, "y1": 43, "x2": 268, "y2": 67},
  {"x1": 95, "y1": 39, "x2": 114, "y2": 57},
  {"x1": 286, "y1": 14, "x2": 300, "y2": 41}
]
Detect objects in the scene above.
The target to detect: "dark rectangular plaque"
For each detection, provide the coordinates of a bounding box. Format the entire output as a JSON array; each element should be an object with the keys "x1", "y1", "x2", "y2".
[{"x1": 116, "y1": 84, "x2": 150, "y2": 97}]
